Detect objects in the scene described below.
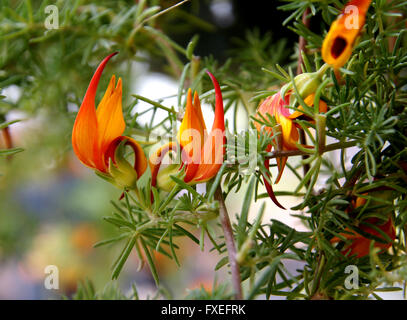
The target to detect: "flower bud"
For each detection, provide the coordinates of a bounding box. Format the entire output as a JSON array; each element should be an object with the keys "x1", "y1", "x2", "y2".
[
  {"x1": 281, "y1": 72, "x2": 317, "y2": 99},
  {"x1": 280, "y1": 64, "x2": 329, "y2": 99},
  {"x1": 156, "y1": 164, "x2": 181, "y2": 192}
]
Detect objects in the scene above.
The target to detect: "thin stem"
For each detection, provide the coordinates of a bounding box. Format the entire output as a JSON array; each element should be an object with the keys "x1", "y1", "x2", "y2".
[
  {"x1": 297, "y1": 8, "x2": 311, "y2": 179},
  {"x1": 2, "y1": 127, "x2": 14, "y2": 161},
  {"x1": 296, "y1": 8, "x2": 311, "y2": 75},
  {"x1": 143, "y1": 0, "x2": 190, "y2": 25},
  {"x1": 265, "y1": 140, "x2": 358, "y2": 160},
  {"x1": 2, "y1": 127, "x2": 13, "y2": 148},
  {"x1": 214, "y1": 186, "x2": 243, "y2": 300},
  {"x1": 132, "y1": 94, "x2": 177, "y2": 114},
  {"x1": 310, "y1": 254, "x2": 326, "y2": 298}
]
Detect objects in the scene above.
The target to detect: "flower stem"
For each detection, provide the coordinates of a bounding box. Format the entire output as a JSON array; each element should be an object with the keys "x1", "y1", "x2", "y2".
[
  {"x1": 132, "y1": 94, "x2": 177, "y2": 114},
  {"x1": 297, "y1": 7, "x2": 311, "y2": 180},
  {"x1": 266, "y1": 140, "x2": 358, "y2": 159},
  {"x1": 2, "y1": 127, "x2": 14, "y2": 161},
  {"x1": 296, "y1": 8, "x2": 311, "y2": 75},
  {"x1": 214, "y1": 186, "x2": 243, "y2": 300},
  {"x1": 316, "y1": 63, "x2": 330, "y2": 79}
]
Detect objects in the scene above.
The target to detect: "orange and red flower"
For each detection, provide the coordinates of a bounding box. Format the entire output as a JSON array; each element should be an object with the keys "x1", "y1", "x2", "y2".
[
  {"x1": 322, "y1": 0, "x2": 372, "y2": 69},
  {"x1": 149, "y1": 71, "x2": 225, "y2": 190},
  {"x1": 255, "y1": 91, "x2": 327, "y2": 208},
  {"x1": 331, "y1": 197, "x2": 396, "y2": 258},
  {"x1": 72, "y1": 53, "x2": 147, "y2": 189}
]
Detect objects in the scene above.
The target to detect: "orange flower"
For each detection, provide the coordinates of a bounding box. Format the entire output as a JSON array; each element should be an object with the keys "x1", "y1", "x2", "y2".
[
  {"x1": 331, "y1": 199, "x2": 396, "y2": 258},
  {"x1": 331, "y1": 194, "x2": 396, "y2": 258},
  {"x1": 322, "y1": 0, "x2": 372, "y2": 69},
  {"x1": 72, "y1": 53, "x2": 147, "y2": 189},
  {"x1": 149, "y1": 71, "x2": 225, "y2": 190},
  {"x1": 255, "y1": 91, "x2": 327, "y2": 209}
]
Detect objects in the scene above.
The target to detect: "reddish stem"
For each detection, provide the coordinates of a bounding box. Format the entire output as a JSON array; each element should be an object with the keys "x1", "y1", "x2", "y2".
[
  {"x1": 2, "y1": 127, "x2": 14, "y2": 161},
  {"x1": 297, "y1": 8, "x2": 311, "y2": 178},
  {"x1": 215, "y1": 186, "x2": 243, "y2": 300},
  {"x1": 296, "y1": 8, "x2": 311, "y2": 75},
  {"x1": 2, "y1": 127, "x2": 13, "y2": 149}
]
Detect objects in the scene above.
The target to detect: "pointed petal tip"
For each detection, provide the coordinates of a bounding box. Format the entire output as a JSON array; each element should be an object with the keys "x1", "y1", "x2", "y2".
[
  {"x1": 107, "y1": 51, "x2": 119, "y2": 59},
  {"x1": 263, "y1": 162, "x2": 286, "y2": 210},
  {"x1": 205, "y1": 70, "x2": 219, "y2": 88},
  {"x1": 84, "y1": 52, "x2": 119, "y2": 101},
  {"x1": 116, "y1": 77, "x2": 123, "y2": 91},
  {"x1": 205, "y1": 70, "x2": 225, "y2": 130},
  {"x1": 193, "y1": 90, "x2": 199, "y2": 102},
  {"x1": 98, "y1": 52, "x2": 119, "y2": 71},
  {"x1": 187, "y1": 87, "x2": 193, "y2": 102},
  {"x1": 264, "y1": 177, "x2": 286, "y2": 210}
]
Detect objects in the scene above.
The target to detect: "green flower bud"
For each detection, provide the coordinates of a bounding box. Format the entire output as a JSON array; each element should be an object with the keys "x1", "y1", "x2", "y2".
[
  {"x1": 156, "y1": 164, "x2": 181, "y2": 192},
  {"x1": 107, "y1": 140, "x2": 139, "y2": 190},
  {"x1": 281, "y1": 64, "x2": 329, "y2": 99}
]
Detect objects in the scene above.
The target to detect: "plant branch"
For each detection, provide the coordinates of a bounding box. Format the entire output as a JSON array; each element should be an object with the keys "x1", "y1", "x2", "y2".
[
  {"x1": 2, "y1": 127, "x2": 14, "y2": 161},
  {"x1": 266, "y1": 140, "x2": 358, "y2": 160},
  {"x1": 296, "y1": 8, "x2": 311, "y2": 75},
  {"x1": 297, "y1": 8, "x2": 311, "y2": 179},
  {"x1": 214, "y1": 186, "x2": 243, "y2": 300},
  {"x1": 144, "y1": 0, "x2": 190, "y2": 25},
  {"x1": 132, "y1": 94, "x2": 177, "y2": 114}
]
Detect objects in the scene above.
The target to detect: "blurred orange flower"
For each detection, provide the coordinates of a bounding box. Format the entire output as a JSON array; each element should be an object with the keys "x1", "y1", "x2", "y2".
[
  {"x1": 331, "y1": 196, "x2": 396, "y2": 258},
  {"x1": 322, "y1": 0, "x2": 372, "y2": 69}
]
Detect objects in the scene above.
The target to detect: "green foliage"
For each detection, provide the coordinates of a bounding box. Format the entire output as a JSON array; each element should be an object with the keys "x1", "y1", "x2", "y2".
[
  {"x1": 185, "y1": 280, "x2": 233, "y2": 300},
  {"x1": 70, "y1": 279, "x2": 138, "y2": 300}
]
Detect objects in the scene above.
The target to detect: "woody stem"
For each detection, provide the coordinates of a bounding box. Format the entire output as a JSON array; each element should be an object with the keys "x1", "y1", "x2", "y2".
[
  {"x1": 2, "y1": 127, "x2": 14, "y2": 161},
  {"x1": 266, "y1": 140, "x2": 358, "y2": 160},
  {"x1": 2, "y1": 127, "x2": 13, "y2": 148},
  {"x1": 214, "y1": 186, "x2": 243, "y2": 300},
  {"x1": 297, "y1": 8, "x2": 311, "y2": 178},
  {"x1": 296, "y1": 8, "x2": 311, "y2": 75}
]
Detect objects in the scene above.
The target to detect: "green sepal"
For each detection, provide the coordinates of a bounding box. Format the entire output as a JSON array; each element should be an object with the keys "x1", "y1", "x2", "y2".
[{"x1": 107, "y1": 140, "x2": 139, "y2": 190}]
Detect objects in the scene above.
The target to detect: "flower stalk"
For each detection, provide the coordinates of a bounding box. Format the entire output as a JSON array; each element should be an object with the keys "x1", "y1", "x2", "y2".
[{"x1": 214, "y1": 186, "x2": 243, "y2": 300}]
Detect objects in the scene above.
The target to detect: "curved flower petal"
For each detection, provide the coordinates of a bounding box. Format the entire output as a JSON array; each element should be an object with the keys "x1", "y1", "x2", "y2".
[
  {"x1": 278, "y1": 114, "x2": 299, "y2": 150},
  {"x1": 255, "y1": 89, "x2": 328, "y2": 206},
  {"x1": 287, "y1": 93, "x2": 328, "y2": 119},
  {"x1": 254, "y1": 95, "x2": 274, "y2": 133},
  {"x1": 178, "y1": 89, "x2": 207, "y2": 182},
  {"x1": 105, "y1": 136, "x2": 148, "y2": 180},
  {"x1": 192, "y1": 71, "x2": 226, "y2": 183},
  {"x1": 96, "y1": 76, "x2": 125, "y2": 166},
  {"x1": 149, "y1": 142, "x2": 179, "y2": 187},
  {"x1": 263, "y1": 144, "x2": 285, "y2": 209},
  {"x1": 72, "y1": 52, "x2": 118, "y2": 172},
  {"x1": 178, "y1": 89, "x2": 206, "y2": 152}
]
